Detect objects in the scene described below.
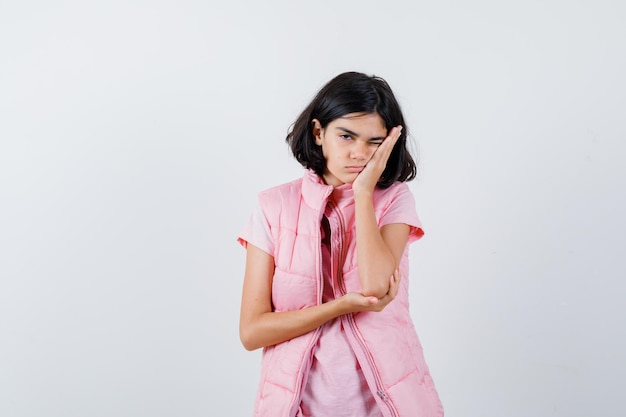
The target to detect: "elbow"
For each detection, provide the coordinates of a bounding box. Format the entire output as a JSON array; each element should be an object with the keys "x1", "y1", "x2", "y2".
[
  {"x1": 241, "y1": 340, "x2": 258, "y2": 352},
  {"x1": 359, "y1": 256, "x2": 397, "y2": 298},
  {"x1": 240, "y1": 335, "x2": 258, "y2": 351},
  {"x1": 361, "y1": 280, "x2": 390, "y2": 299},
  {"x1": 239, "y1": 326, "x2": 261, "y2": 351}
]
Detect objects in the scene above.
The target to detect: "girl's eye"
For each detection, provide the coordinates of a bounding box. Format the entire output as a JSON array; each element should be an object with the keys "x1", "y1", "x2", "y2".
[
  {"x1": 340, "y1": 134, "x2": 352, "y2": 141},
  {"x1": 370, "y1": 140, "x2": 384, "y2": 146}
]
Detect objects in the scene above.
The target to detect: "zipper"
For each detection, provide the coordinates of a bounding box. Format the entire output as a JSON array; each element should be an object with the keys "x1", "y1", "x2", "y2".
[
  {"x1": 289, "y1": 193, "x2": 331, "y2": 416},
  {"x1": 290, "y1": 327, "x2": 321, "y2": 416},
  {"x1": 345, "y1": 311, "x2": 398, "y2": 417},
  {"x1": 328, "y1": 201, "x2": 399, "y2": 417}
]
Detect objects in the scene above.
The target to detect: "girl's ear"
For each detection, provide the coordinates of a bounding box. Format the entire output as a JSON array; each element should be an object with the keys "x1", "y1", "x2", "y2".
[{"x1": 311, "y1": 119, "x2": 323, "y2": 146}]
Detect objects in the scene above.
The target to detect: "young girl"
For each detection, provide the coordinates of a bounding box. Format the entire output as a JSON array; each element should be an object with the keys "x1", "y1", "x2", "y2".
[{"x1": 238, "y1": 72, "x2": 443, "y2": 417}]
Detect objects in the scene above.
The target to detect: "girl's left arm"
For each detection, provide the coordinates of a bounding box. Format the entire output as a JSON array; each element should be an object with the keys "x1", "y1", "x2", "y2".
[
  {"x1": 352, "y1": 126, "x2": 409, "y2": 298},
  {"x1": 354, "y1": 194, "x2": 410, "y2": 298}
]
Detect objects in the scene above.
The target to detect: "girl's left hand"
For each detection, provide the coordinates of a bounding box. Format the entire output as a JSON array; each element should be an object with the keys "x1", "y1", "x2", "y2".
[{"x1": 352, "y1": 126, "x2": 403, "y2": 194}]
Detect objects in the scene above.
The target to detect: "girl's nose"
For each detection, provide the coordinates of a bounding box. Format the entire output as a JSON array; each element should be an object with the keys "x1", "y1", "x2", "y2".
[{"x1": 350, "y1": 142, "x2": 368, "y2": 160}]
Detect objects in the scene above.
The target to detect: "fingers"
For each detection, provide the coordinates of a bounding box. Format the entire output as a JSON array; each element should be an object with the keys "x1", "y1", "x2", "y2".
[
  {"x1": 388, "y1": 268, "x2": 402, "y2": 299},
  {"x1": 352, "y1": 125, "x2": 403, "y2": 193},
  {"x1": 343, "y1": 269, "x2": 403, "y2": 313},
  {"x1": 367, "y1": 296, "x2": 379, "y2": 305},
  {"x1": 383, "y1": 125, "x2": 403, "y2": 150},
  {"x1": 378, "y1": 269, "x2": 402, "y2": 303},
  {"x1": 388, "y1": 125, "x2": 403, "y2": 144},
  {"x1": 369, "y1": 125, "x2": 403, "y2": 165}
]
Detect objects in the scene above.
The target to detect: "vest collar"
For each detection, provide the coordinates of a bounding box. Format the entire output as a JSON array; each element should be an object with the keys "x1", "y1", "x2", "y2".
[
  {"x1": 301, "y1": 169, "x2": 354, "y2": 210},
  {"x1": 302, "y1": 170, "x2": 333, "y2": 210}
]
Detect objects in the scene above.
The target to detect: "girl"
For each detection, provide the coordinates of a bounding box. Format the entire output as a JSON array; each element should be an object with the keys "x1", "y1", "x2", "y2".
[{"x1": 238, "y1": 72, "x2": 443, "y2": 417}]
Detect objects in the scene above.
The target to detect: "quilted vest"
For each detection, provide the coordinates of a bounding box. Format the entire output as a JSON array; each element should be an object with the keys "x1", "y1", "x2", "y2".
[{"x1": 252, "y1": 170, "x2": 443, "y2": 417}]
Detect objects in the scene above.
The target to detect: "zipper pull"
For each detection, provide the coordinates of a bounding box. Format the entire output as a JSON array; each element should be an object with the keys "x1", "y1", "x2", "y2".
[{"x1": 377, "y1": 390, "x2": 390, "y2": 402}]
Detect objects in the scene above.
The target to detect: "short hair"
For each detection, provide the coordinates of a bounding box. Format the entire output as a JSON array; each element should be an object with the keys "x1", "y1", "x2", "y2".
[{"x1": 286, "y1": 71, "x2": 417, "y2": 189}]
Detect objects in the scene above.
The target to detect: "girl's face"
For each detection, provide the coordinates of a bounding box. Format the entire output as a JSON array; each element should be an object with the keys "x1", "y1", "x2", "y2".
[{"x1": 312, "y1": 112, "x2": 388, "y2": 187}]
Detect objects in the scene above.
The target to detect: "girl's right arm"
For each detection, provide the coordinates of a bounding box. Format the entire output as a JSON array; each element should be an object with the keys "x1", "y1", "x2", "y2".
[{"x1": 239, "y1": 243, "x2": 401, "y2": 351}]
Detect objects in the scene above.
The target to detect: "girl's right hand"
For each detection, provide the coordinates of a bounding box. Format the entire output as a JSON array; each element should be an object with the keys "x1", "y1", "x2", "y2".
[{"x1": 340, "y1": 269, "x2": 401, "y2": 314}]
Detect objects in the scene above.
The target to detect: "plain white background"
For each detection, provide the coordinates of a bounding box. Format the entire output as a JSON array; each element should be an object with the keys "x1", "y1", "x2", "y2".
[{"x1": 1, "y1": 1, "x2": 625, "y2": 416}]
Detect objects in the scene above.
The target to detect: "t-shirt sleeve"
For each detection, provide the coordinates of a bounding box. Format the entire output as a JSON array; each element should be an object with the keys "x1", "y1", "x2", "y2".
[
  {"x1": 379, "y1": 184, "x2": 424, "y2": 244},
  {"x1": 237, "y1": 204, "x2": 274, "y2": 256}
]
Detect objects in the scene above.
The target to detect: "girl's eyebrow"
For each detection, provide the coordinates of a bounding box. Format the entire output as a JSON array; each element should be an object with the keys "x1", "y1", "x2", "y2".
[
  {"x1": 336, "y1": 126, "x2": 385, "y2": 142},
  {"x1": 336, "y1": 126, "x2": 359, "y2": 137}
]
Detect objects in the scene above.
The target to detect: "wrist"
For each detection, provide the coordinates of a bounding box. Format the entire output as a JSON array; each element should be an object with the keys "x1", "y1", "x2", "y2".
[
  {"x1": 353, "y1": 187, "x2": 373, "y2": 200},
  {"x1": 332, "y1": 296, "x2": 349, "y2": 316}
]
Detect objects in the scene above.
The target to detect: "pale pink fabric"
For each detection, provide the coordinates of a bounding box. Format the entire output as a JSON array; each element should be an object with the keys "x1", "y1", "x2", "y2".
[
  {"x1": 297, "y1": 317, "x2": 381, "y2": 417},
  {"x1": 243, "y1": 183, "x2": 421, "y2": 416},
  {"x1": 298, "y1": 206, "x2": 382, "y2": 417},
  {"x1": 246, "y1": 200, "x2": 382, "y2": 416},
  {"x1": 238, "y1": 171, "x2": 443, "y2": 417}
]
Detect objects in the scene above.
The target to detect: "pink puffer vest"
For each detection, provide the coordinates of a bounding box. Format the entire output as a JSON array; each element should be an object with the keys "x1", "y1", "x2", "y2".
[{"x1": 249, "y1": 170, "x2": 443, "y2": 417}]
